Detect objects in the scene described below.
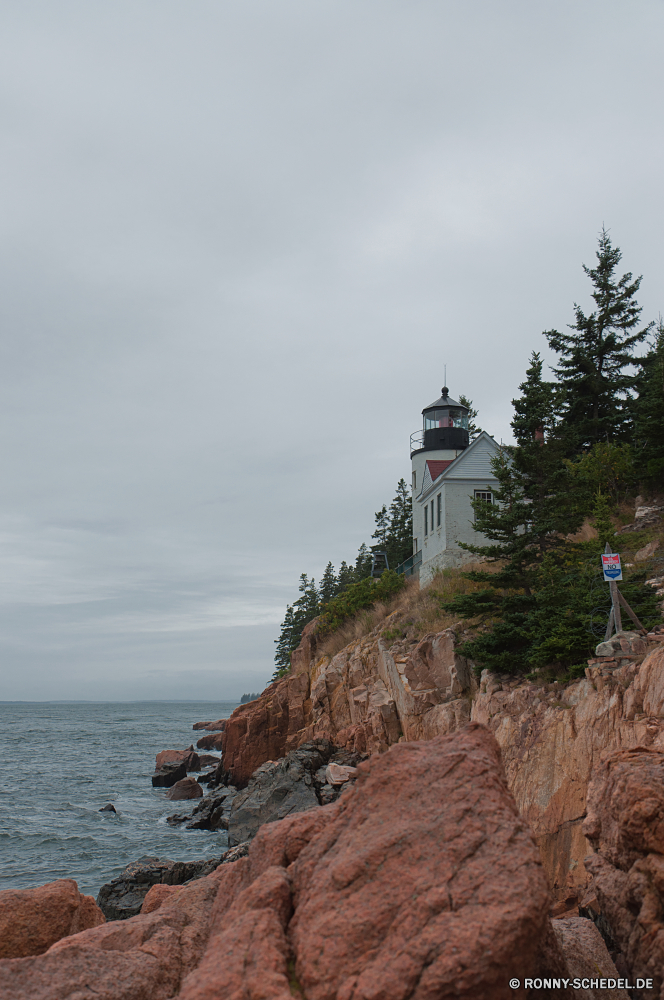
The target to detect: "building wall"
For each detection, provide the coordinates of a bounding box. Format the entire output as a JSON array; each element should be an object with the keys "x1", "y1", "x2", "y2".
[
  {"x1": 410, "y1": 447, "x2": 458, "y2": 556},
  {"x1": 418, "y1": 479, "x2": 496, "y2": 586}
]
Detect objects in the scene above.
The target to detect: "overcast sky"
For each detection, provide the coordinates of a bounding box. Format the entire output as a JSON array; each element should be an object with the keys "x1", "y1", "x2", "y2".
[{"x1": 0, "y1": 0, "x2": 662, "y2": 700}]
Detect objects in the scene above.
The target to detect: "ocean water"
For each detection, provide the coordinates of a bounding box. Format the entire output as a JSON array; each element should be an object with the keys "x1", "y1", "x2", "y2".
[{"x1": 0, "y1": 700, "x2": 240, "y2": 897}]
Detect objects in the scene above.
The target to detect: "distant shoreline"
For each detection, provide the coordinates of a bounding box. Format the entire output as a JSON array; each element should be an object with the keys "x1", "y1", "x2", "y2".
[{"x1": 0, "y1": 699, "x2": 243, "y2": 705}]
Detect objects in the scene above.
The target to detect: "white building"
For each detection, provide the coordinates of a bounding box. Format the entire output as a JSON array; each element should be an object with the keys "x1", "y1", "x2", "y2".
[{"x1": 407, "y1": 387, "x2": 501, "y2": 587}]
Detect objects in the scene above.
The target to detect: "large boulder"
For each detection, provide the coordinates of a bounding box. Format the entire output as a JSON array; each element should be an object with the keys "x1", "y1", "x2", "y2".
[
  {"x1": 583, "y1": 745, "x2": 664, "y2": 993},
  {"x1": 196, "y1": 754, "x2": 220, "y2": 769},
  {"x1": 155, "y1": 749, "x2": 201, "y2": 772},
  {"x1": 151, "y1": 760, "x2": 187, "y2": 787},
  {"x1": 552, "y1": 916, "x2": 629, "y2": 999},
  {"x1": 0, "y1": 725, "x2": 569, "y2": 1000},
  {"x1": 192, "y1": 719, "x2": 226, "y2": 732},
  {"x1": 0, "y1": 879, "x2": 105, "y2": 959},
  {"x1": 96, "y1": 853, "x2": 231, "y2": 921},
  {"x1": 167, "y1": 787, "x2": 238, "y2": 831},
  {"x1": 227, "y1": 739, "x2": 364, "y2": 847},
  {"x1": 594, "y1": 631, "x2": 648, "y2": 659},
  {"x1": 195, "y1": 731, "x2": 224, "y2": 751},
  {"x1": 166, "y1": 777, "x2": 204, "y2": 801}
]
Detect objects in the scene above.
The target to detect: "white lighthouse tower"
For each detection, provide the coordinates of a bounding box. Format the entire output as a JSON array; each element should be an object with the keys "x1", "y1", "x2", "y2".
[
  {"x1": 407, "y1": 385, "x2": 500, "y2": 584},
  {"x1": 410, "y1": 385, "x2": 470, "y2": 499}
]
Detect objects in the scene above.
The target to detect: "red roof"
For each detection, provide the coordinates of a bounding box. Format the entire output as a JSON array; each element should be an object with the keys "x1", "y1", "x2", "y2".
[{"x1": 427, "y1": 459, "x2": 453, "y2": 481}]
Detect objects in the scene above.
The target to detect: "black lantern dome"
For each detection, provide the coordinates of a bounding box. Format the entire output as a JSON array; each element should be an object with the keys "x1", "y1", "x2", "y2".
[{"x1": 420, "y1": 386, "x2": 470, "y2": 452}]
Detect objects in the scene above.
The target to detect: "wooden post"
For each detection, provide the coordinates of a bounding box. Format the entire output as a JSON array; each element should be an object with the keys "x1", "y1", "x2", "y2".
[
  {"x1": 609, "y1": 580, "x2": 623, "y2": 633},
  {"x1": 604, "y1": 607, "x2": 615, "y2": 642},
  {"x1": 604, "y1": 543, "x2": 622, "y2": 636},
  {"x1": 602, "y1": 542, "x2": 647, "y2": 637},
  {"x1": 617, "y1": 589, "x2": 646, "y2": 633}
]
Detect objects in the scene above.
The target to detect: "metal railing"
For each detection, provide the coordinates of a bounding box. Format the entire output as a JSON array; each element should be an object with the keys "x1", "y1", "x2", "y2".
[
  {"x1": 410, "y1": 429, "x2": 424, "y2": 454},
  {"x1": 395, "y1": 550, "x2": 423, "y2": 577}
]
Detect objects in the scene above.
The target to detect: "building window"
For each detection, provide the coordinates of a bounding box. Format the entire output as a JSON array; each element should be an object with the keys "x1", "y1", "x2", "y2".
[
  {"x1": 414, "y1": 538, "x2": 418, "y2": 553},
  {"x1": 424, "y1": 506, "x2": 428, "y2": 535},
  {"x1": 430, "y1": 500, "x2": 434, "y2": 532},
  {"x1": 412, "y1": 471, "x2": 416, "y2": 490},
  {"x1": 474, "y1": 490, "x2": 493, "y2": 520},
  {"x1": 437, "y1": 493, "x2": 441, "y2": 527}
]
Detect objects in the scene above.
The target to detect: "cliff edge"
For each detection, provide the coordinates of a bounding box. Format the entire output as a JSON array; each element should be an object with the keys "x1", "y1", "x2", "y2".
[{"x1": 223, "y1": 616, "x2": 664, "y2": 908}]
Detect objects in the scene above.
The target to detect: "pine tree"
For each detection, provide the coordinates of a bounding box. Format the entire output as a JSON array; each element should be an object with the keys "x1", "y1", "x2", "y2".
[
  {"x1": 592, "y1": 492, "x2": 616, "y2": 551},
  {"x1": 633, "y1": 317, "x2": 664, "y2": 485},
  {"x1": 458, "y1": 394, "x2": 480, "y2": 439},
  {"x1": 272, "y1": 604, "x2": 295, "y2": 676},
  {"x1": 355, "y1": 543, "x2": 372, "y2": 580},
  {"x1": 319, "y1": 562, "x2": 338, "y2": 605},
  {"x1": 440, "y1": 354, "x2": 590, "y2": 671},
  {"x1": 292, "y1": 574, "x2": 319, "y2": 627},
  {"x1": 458, "y1": 353, "x2": 581, "y2": 593},
  {"x1": 385, "y1": 478, "x2": 413, "y2": 568},
  {"x1": 336, "y1": 560, "x2": 356, "y2": 592},
  {"x1": 544, "y1": 229, "x2": 653, "y2": 451},
  {"x1": 371, "y1": 506, "x2": 389, "y2": 552}
]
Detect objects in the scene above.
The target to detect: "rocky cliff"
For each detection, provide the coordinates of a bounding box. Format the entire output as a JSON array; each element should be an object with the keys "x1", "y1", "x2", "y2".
[
  {"x1": 222, "y1": 615, "x2": 664, "y2": 908},
  {"x1": 0, "y1": 726, "x2": 602, "y2": 1000}
]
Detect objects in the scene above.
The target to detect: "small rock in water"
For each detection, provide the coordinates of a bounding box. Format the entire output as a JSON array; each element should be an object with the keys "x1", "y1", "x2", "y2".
[
  {"x1": 151, "y1": 760, "x2": 187, "y2": 788},
  {"x1": 166, "y1": 777, "x2": 204, "y2": 801},
  {"x1": 99, "y1": 804, "x2": 116, "y2": 813}
]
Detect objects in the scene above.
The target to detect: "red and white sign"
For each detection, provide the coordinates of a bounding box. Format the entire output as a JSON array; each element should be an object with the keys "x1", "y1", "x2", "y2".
[{"x1": 601, "y1": 553, "x2": 622, "y2": 582}]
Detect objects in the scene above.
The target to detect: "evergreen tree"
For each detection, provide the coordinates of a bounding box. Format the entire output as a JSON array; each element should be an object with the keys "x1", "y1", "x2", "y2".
[
  {"x1": 544, "y1": 229, "x2": 653, "y2": 451},
  {"x1": 633, "y1": 317, "x2": 664, "y2": 485},
  {"x1": 292, "y1": 574, "x2": 319, "y2": 630},
  {"x1": 355, "y1": 543, "x2": 372, "y2": 580},
  {"x1": 272, "y1": 604, "x2": 295, "y2": 676},
  {"x1": 592, "y1": 492, "x2": 616, "y2": 551},
  {"x1": 273, "y1": 478, "x2": 412, "y2": 672},
  {"x1": 336, "y1": 560, "x2": 356, "y2": 592},
  {"x1": 385, "y1": 478, "x2": 413, "y2": 568},
  {"x1": 440, "y1": 353, "x2": 592, "y2": 671},
  {"x1": 371, "y1": 506, "x2": 389, "y2": 552},
  {"x1": 319, "y1": 562, "x2": 338, "y2": 605},
  {"x1": 458, "y1": 394, "x2": 480, "y2": 439},
  {"x1": 458, "y1": 353, "x2": 581, "y2": 594}
]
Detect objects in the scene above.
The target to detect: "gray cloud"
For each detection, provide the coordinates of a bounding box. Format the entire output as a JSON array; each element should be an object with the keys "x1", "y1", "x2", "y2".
[{"x1": 0, "y1": 0, "x2": 662, "y2": 699}]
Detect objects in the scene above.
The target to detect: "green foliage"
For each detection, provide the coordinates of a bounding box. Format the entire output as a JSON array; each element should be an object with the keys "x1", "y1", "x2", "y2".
[
  {"x1": 458, "y1": 394, "x2": 480, "y2": 439},
  {"x1": 319, "y1": 562, "x2": 338, "y2": 604},
  {"x1": 592, "y1": 492, "x2": 616, "y2": 551},
  {"x1": 565, "y1": 442, "x2": 635, "y2": 504},
  {"x1": 271, "y1": 574, "x2": 319, "y2": 679},
  {"x1": 438, "y1": 348, "x2": 658, "y2": 676},
  {"x1": 317, "y1": 570, "x2": 406, "y2": 638},
  {"x1": 355, "y1": 542, "x2": 373, "y2": 581},
  {"x1": 459, "y1": 354, "x2": 584, "y2": 596},
  {"x1": 544, "y1": 228, "x2": 652, "y2": 451},
  {"x1": 445, "y1": 546, "x2": 660, "y2": 675},
  {"x1": 273, "y1": 478, "x2": 411, "y2": 674},
  {"x1": 337, "y1": 560, "x2": 357, "y2": 591},
  {"x1": 272, "y1": 604, "x2": 295, "y2": 678},
  {"x1": 633, "y1": 317, "x2": 664, "y2": 487},
  {"x1": 382, "y1": 625, "x2": 407, "y2": 644},
  {"x1": 372, "y1": 478, "x2": 413, "y2": 571}
]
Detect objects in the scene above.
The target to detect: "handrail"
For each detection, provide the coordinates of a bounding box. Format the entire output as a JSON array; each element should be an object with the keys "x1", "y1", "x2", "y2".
[
  {"x1": 396, "y1": 550, "x2": 423, "y2": 577},
  {"x1": 410, "y1": 429, "x2": 424, "y2": 454}
]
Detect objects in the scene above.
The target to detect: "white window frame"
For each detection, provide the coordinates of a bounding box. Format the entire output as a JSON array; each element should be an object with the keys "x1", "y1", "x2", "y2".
[{"x1": 473, "y1": 490, "x2": 493, "y2": 521}]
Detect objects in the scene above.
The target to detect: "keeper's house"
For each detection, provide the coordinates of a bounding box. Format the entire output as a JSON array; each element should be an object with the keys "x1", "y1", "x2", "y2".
[{"x1": 401, "y1": 386, "x2": 501, "y2": 587}]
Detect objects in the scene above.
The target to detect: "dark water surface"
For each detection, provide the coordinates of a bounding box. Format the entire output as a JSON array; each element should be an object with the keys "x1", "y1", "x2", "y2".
[{"x1": 0, "y1": 701, "x2": 240, "y2": 897}]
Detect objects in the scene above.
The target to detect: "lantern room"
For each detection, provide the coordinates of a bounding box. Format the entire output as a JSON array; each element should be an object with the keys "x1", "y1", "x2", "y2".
[{"x1": 420, "y1": 387, "x2": 469, "y2": 452}]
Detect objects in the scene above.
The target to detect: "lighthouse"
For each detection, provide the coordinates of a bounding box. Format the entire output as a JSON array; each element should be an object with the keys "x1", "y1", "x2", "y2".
[
  {"x1": 410, "y1": 386, "x2": 470, "y2": 492},
  {"x1": 407, "y1": 385, "x2": 500, "y2": 586}
]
